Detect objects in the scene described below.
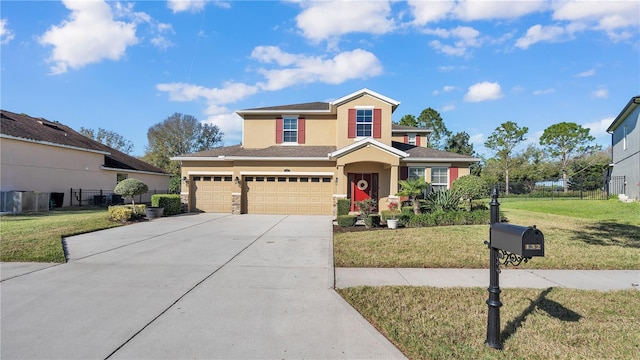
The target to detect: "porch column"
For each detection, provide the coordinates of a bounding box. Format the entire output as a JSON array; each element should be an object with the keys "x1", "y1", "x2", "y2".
[
  {"x1": 390, "y1": 164, "x2": 399, "y2": 197},
  {"x1": 336, "y1": 165, "x2": 346, "y2": 194}
]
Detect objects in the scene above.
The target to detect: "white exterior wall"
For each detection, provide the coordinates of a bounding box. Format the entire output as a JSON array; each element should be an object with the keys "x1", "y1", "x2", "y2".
[
  {"x1": 1, "y1": 138, "x2": 170, "y2": 206},
  {"x1": 610, "y1": 106, "x2": 640, "y2": 200}
]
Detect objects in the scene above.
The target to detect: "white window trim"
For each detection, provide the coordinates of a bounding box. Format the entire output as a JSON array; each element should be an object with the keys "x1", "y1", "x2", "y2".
[
  {"x1": 408, "y1": 133, "x2": 417, "y2": 145},
  {"x1": 283, "y1": 116, "x2": 299, "y2": 144},
  {"x1": 355, "y1": 108, "x2": 373, "y2": 138},
  {"x1": 623, "y1": 125, "x2": 627, "y2": 150},
  {"x1": 431, "y1": 166, "x2": 449, "y2": 189}
]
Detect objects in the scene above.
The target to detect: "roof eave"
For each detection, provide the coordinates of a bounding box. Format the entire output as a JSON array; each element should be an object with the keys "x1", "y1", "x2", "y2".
[{"x1": 606, "y1": 96, "x2": 640, "y2": 133}]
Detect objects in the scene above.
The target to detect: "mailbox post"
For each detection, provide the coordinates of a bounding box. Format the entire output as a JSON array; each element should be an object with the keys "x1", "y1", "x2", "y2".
[{"x1": 485, "y1": 189, "x2": 544, "y2": 350}]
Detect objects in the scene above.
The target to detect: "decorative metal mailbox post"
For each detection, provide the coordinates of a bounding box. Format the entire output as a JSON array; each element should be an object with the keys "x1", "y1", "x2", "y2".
[{"x1": 484, "y1": 189, "x2": 545, "y2": 350}]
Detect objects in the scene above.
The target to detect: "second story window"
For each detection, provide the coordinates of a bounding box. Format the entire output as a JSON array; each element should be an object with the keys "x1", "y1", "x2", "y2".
[
  {"x1": 356, "y1": 109, "x2": 373, "y2": 137},
  {"x1": 283, "y1": 117, "x2": 298, "y2": 143},
  {"x1": 408, "y1": 134, "x2": 417, "y2": 145}
]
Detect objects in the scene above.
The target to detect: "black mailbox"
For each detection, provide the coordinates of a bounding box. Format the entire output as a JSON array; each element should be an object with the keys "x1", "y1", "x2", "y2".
[{"x1": 490, "y1": 223, "x2": 544, "y2": 258}]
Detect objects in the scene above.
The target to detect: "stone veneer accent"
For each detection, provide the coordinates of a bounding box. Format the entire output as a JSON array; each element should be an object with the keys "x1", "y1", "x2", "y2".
[
  {"x1": 180, "y1": 192, "x2": 189, "y2": 213},
  {"x1": 231, "y1": 193, "x2": 241, "y2": 215}
]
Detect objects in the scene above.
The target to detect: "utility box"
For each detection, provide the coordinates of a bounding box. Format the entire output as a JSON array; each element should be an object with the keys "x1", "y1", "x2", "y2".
[{"x1": 490, "y1": 223, "x2": 544, "y2": 258}]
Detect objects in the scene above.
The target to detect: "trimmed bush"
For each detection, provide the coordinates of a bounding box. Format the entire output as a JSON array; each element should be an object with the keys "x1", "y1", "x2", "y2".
[
  {"x1": 108, "y1": 205, "x2": 146, "y2": 222},
  {"x1": 151, "y1": 194, "x2": 181, "y2": 216},
  {"x1": 402, "y1": 210, "x2": 492, "y2": 228},
  {"x1": 365, "y1": 214, "x2": 381, "y2": 228},
  {"x1": 337, "y1": 215, "x2": 357, "y2": 227},
  {"x1": 337, "y1": 198, "x2": 351, "y2": 216}
]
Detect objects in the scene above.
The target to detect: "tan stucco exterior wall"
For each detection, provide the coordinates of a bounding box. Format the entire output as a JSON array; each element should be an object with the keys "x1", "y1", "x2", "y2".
[
  {"x1": 1, "y1": 138, "x2": 169, "y2": 206},
  {"x1": 336, "y1": 95, "x2": 393, "y2": 149},
  {"x1": 242, "y1": 114, "x2": 336, "y2": 148}
]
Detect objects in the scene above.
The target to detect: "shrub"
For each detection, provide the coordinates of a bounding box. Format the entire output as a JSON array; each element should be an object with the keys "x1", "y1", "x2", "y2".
[
  {"x1": 114, "y1": 178, "x2": 149, "y2": 213},
  {"x1": 151, "y1": 194, "x2": 181, "y2": 216},
  {"x1": 365, "y1": 214, "x2": 380, "y2": 228},
  {"x1": 337, "y1": 215, "x2": 357, "y2": 227},
  {"x1": 425, "y1": 188, "x2": 461, "y2": 212},
  {"x1": 401, "y1": 206, "x2": 414, "y2": 215},
  {"x1": 401, "y1": 210, "x2": 491, "y2": 228},
  {"x1": 108, "y1": 205, "x2": 146, "y2": 222},
  {"x1": 337, "y1": 198, "x2": 351, "y2": 216},
  {"x1": 452, "y1": 175, "x2": 489, "y2": 210}
]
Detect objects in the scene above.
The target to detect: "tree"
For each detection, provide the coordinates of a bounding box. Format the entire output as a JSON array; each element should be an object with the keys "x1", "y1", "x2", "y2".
[
  {"x1": 539, "y1": 122, "x2": 596, "y2": 192},
  {"x1": 484, "y1": 121, "x2": 528, "y2": 195},
  {"x1": 114, "y1": 178, "x2": 148, "y2": 213},
  {"x1": 445, "y1": 131, "x2": 474, "y2": 156},
  {"x1": 508, "y1": 145, "x2": 560, "y2": 192},
  {"x1": 398, "y1": 114, "x2": 418, "y2": 127},
  {"x1": 417, "y1": 107, "x2": 451, "y2": 149},
  {"x1": 79, "y1": 127, "x2": 134, "y2": 154},
  {"x1": 451, "y1": 175, "x2": 489, "y2": 211},
  {"x1": 144, "y1": 113, "x2": 223, "y2": 174},
  {"x1": 397, "y1": 177, "x2": 428, "y2": 215},
  {"x1": 567, "y1": 147, "x2": 610, "y2": 191}
]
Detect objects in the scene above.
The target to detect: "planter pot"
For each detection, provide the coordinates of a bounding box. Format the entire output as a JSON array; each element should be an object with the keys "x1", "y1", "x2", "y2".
[
  {"x1": 387, "y1": 219, "x2": 399, "y2": 229},
  {"x1": 145, "y1": 207, "x2": 164, "y2": 219}
]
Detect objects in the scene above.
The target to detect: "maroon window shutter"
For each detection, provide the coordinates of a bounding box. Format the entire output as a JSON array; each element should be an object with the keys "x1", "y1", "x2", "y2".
[
  {"x1": 373, "y1": 108, "x2": 382, "y2": 138},
  {"x1": 348, "y1": 109, "x2": 356, "y2": 138},
  {"x1": 275, "y1": 117, "x2": 283, "y2": 144},
  {"x1": 416, "y1": 135, "x2": 421, "y2": 146},
  {"x1": 400, "y1": 166, "x2": 408, "y2": 180},
  {"x1": 403, "y1": 135, "x2": 408, "y2": 143},
  {"x1": 449, "y1": 167, "x2": 458, "y2": 188},
  {"x1": 298, "y1": 117, "x2": 305, "y2": 144}
]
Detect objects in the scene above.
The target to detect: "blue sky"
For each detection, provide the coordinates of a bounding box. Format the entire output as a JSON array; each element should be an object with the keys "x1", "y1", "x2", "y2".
[{"x1": 1, "y1": 0, "x2": 639, "y2": 157}]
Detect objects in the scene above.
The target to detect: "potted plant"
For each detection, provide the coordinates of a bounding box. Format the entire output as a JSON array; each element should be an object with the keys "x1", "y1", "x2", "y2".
[{"x1": 386, "y1": 201, "x2": 400, "y2": 229}]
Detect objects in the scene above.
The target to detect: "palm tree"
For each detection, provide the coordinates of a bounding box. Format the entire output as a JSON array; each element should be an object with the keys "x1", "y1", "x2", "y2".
[{"x1": 397, "y1": 178, "x2": 428, "y2": 215}]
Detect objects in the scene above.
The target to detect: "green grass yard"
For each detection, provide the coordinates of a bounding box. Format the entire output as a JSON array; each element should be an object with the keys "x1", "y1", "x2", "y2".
[{"x1": 0, "y1": 208, "x2": 122, "y2": 263}]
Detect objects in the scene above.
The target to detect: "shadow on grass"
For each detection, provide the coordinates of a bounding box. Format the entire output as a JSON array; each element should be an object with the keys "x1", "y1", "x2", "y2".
[
  {"x1": 571, "y1": 221, "x2": 640, "y2": 248},
  {"x1": 501, "y1": 288, "x2": 582, "y2": 343}
]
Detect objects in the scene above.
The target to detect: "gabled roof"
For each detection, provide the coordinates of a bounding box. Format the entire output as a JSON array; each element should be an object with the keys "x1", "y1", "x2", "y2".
[
  {"x1": 330, "y1": 138, "x2": 408, "y2": 159},
  {"x1": 0, "y1": 110, "x2": 168, "y2": 175},
  {"x1": 392, "y1": 141, "x2": 480, "y2": 162},
  {"x1": 238, "y1": 102, "x2": 331, "y2": 114},
  {"x1": 331, "y1": 88, "x2": 400, "y2": 112},
  {"x1": 172, "y1": 144, "x2": 336, "y2": 161},
  {"x1": 607, "y1": 96, "x2": 640, "y2": 133}
]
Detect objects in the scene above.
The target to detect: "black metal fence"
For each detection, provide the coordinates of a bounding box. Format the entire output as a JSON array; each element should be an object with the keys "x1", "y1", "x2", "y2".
[
  {"x1": 68, "y1": 188, "x2": 171, "y2": 207},
  {"x1": 489, "y1": 177, "x2": 615, "y2": 201}
]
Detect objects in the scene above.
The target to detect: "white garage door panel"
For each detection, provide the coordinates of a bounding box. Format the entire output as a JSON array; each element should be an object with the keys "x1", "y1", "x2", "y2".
[
  {"x1": 245, "y1": 176, "x2": 332, "y2": 215},
  {"x1": 193, "y1": 176, "x2": 232, "y2": 213}
]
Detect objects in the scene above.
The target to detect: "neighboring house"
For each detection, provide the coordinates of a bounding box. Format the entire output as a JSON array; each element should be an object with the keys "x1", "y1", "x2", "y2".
[
  {"x1": 1, "y1": 110, "x2": 171, "y2": 208},
  {"x1": 606, "y1": 96, "x2": 640, "y2": 201},
  {"x1": 172, "y1": 89, "x2": 479, "y2": 215}
]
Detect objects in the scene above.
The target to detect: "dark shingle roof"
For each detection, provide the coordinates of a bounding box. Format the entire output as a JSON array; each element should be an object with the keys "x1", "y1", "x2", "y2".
[
  {"x1": 391, "y1": 124, "x2": 432, "y2": 132},
  {"x1": 240, "y1": 102, "x2": 331, "y2": 112},
  {"x1": 1, "y1": 110, "x2": 168, "y2": 174},
  {"x1": 180, "y1": 144, "x2": 336, "y2": 158},
  {"x1": 392, "y1": 141, "x2": 479, "y2": 161}
]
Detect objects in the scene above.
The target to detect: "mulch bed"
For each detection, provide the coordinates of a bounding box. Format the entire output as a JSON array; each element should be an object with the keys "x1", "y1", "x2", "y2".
[{"x1": 332, "y1": 224, "x2": 394, "y2": 233}]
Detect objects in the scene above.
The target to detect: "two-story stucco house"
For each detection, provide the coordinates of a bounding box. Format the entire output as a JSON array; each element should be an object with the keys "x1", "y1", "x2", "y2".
[
  {"x1": 172, "y1": 89, "x2": 479, "y2": 215},
  {"x1": 606, "y1": 96, "x2": 640, "y2": 201}
]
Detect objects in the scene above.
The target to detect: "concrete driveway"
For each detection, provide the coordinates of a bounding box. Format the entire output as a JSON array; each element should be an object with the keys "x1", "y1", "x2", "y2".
[{"x1": 1, "y1": 213, "x2": 405, "y2": 359}]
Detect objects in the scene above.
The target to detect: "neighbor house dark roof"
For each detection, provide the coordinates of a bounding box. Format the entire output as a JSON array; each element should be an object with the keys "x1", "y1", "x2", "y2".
[
  {"x1": 391, "y1": 124, "x2": 432, "y2": 132},
  {"x1": 0, "y1": 109, "x2": 168, "y2": 174},
  {"x1": 176, "y1": 144, "x2": 337, "y2": 159}
]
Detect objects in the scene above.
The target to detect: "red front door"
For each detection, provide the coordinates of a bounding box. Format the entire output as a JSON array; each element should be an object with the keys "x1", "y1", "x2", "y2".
[{"x1": 349, "y1": 173, "x2": 378, "y2": 211}]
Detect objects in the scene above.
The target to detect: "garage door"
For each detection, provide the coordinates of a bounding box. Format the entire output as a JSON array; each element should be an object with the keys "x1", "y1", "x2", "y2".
[
  {"x1": 192, "y1": 176, "x2": 232, "y2": 213},
  {"x1": 245, "y1": 176, "x2": 333, "y2": 215}
]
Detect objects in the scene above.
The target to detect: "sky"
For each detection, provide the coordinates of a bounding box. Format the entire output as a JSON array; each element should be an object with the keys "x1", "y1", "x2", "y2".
[{"x1": 1, "y1": 0, "x2": 639, "y2": 158}]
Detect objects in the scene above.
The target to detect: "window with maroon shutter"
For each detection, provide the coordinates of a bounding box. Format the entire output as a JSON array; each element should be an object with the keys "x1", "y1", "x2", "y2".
[
  {"x1": 298, "y1": 117, "x2": 305, "y2": 144},
  {"x1": 373, "y1": 109, "x2": 381, "y2": 138},
  {"x1": 400, "y1": 166, "x2": 408, "y2": 180},
  {"x1": 416, "y1": 135, "x2": 421, "y2": 146},
  {"x1": 404, "y1": 135, "x2": 408, "y2": 143},
  {"x1": 348, "y1": 109, "x2": 356, "y2": 138},
  {"x1": 275, "y1": 117, "x2": 283, "y2": 144}
]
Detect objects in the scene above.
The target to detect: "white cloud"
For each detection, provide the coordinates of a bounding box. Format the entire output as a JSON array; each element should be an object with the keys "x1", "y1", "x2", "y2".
[
  {"x1": 552, "y1": 0, "x2": 639, "y2": 41},
  {"x1": 156, "y1": 81, "x2": 259, "y2": 103},
  {"x1": 533, "y1": 88, "x2": 555, "y2": 95},
  {"x1": 583, "y1": 117, "x2": 614, "y2": 139},
  {"x1": 252, "y1": 47, "x2": 383, "y2": 91},
  {"x1": 469, "y1": 133, "x2": 485, "y2": 146},
  {"x1": 1, "y1": 18, "x2": 15, "y2": 45},
  {"x1": 515, "y1": 24, "x2": 574, "y2": 49},
  {"x1": 408, "y1": 0, "x2": 454, "y2": 25},
  {"x1": 453, "y1": 0, "x2": 547, "y2": 21},
  {"x1": 592, "y1": 88, "x2": 608, "y2": 99},
  {"x1": 441, "y1": 104, "x2": 456, "y2": 112},
  {"x1": 39, "y1": 0, "x2": 138, "y2": 74},
  {"x1": 576, "y1": 69, "x2": 595, "y2": 77},
  {"x1": 167, "y1": 0, "x2": 207, "y2": 13},
  {"x1": 295, "y1": 1, "x2": 394, "y2": 42},
  {"x1": 426, "y1": 26, "x2": 482, "y2": 56},
  {"x1": 202, "y1": 104, "x2": 243, "y2": 145},
  {"x1": 443, "y1": 85, "x2": 456, "y2": 92},
  {"x1": 464, "y1": 81, "x2": 504, "y2": 102}
]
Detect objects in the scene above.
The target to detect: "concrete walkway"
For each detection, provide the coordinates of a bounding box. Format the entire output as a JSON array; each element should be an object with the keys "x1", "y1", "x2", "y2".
[
  {"x1": 336, "y1": 268, "x2": 640, "y2": 290},
  {"x1": 1, "y1": 214, "x2": 405, "y2": 360}
]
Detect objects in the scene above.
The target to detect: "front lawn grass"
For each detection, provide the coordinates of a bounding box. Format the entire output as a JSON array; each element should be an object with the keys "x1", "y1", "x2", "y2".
[
  {"x1": 334, "y1": 200, "x2": 640, "y2": 269},
  {"x1": 339, "y1": 286, "x2": 640, "y2": 360},
  {"x1": 1, "y1": 208, "x2": 122, "y2": 263}
]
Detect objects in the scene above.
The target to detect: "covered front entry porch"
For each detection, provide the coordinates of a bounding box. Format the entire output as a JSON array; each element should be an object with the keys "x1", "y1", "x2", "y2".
[{"x1": 330, "y1": 139, "x2": 408, "y2": 213}]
